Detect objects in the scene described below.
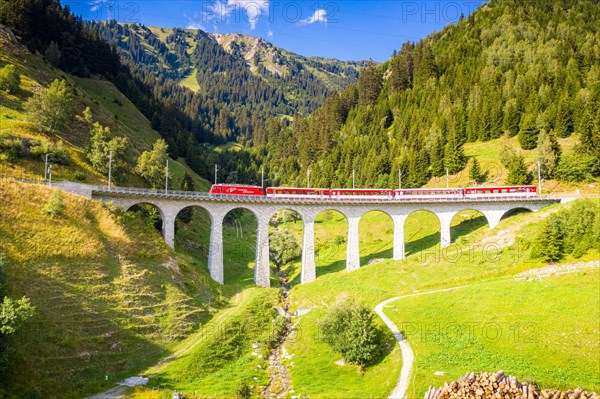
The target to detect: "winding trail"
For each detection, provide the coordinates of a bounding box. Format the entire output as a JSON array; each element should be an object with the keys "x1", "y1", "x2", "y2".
[{"x1": 374, "y1": 285, "x2": 471, "y2": 399}]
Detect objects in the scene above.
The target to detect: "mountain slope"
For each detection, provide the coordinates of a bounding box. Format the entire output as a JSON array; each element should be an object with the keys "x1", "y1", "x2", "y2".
[
  {"x1": 0, "y1": 25, "x2": 209, "y2": 189},
  {"x1": 0, "y1": 180, "x2": 219, "y2": 398},
  {"x1": 212, "y1": 32, "x2": 364, "y2": 93},
  {"x1": 94, "y1": 22, "x2": 363, "y2": 144},
  {"x1": 248, "y1": 0, "x2": 599, "y2": 190}
]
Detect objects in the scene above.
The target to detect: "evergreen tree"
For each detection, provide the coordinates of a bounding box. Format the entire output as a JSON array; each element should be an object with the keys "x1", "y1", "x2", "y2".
[
  {"x1": 45, "y1": 190, "x2": 65, "y2": 218},
  {"x1": 468, "y1": 157, "x2": 483, "y2": 183},
  {"x1": 499, "y1": 132, "x2": 517, "y2": 168},
  {"x1": 518, "y1": 112, "x2": 539, "y2": 150},
  {"x1": 177, "y1": 172, "x2": 196, "y2": 224},
  {"x1": 407, "y1": 149, "x2": 430, "y2": 187},
  {"x1": 502, "y1": 98, "x2": 521, "y2": 136},
  {"x1": 82, "y1": 106, "x2": 93, "y2": 125},
  {"x1": 444, "y1": 131, "x2": 466, "y2": 174},
  {"x1": 358, "y1": 62, "x2": 383, "y2": 105},
  {"x1": 571, "y1": 106, "x2": 600, "y2": 178},
  {"x1": 390, "y1": 43, "x2": 413, "y2": 92},
  {"x1": 414, "y1": 42, "x2": 437, "y2": 81},
  {"x1": 535, "y1": 216, "x2": 564, "y2": 262},
  {"x1": 181, "y1": 172, "x2": 195, "y2": 192},
  {"x1": 554, "y1": 97, "x2": 573, "y2": 138},
  {"x1": 429, "y1": 136, "x2": 445, "y2": 177},
  {"x1": 44, "y1": 41, "x2": 61, "y2": 67},
  {"x1": 536, "y1": 130, "x2": 561, "y2": 179},
  {"x1": 506, "y1": 154, "x2": 532, "y2": 185}
]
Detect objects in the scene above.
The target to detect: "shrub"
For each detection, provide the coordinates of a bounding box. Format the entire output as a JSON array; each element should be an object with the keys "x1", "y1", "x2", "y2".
[
  {"x1": 530, "y1": 199, "x2": 600, "y2": 262},
  {"x1": 269, "y1": 228, "x2": 301, "y2": 266},
  {"x1": 29, "y1": 139, "x2": 68, "y2": 165},
  {"x1": 45, "y1": 190, "x2": 65, "y2": 218},
  {"x1": 236, "y1": 381, "x2": 251, "y2": 399},
  {"x1": 0, "y1": 64, "x2": 19, "y2": 93},
  {"x1": 73, "y1": 171, "x2": 86, "y2": 181},
  {"x1": 556, "y1": 151, "x2": 597, "y2": 182},
  {"x1": 0, "y1": 138, "x2": 24, "y2": 162},
  {"x1": 334, "y1": 235, "x2": 346, "y2": 245},
  {"x1": 319, "y1": 299, "x2": 384, "y2": 367}
]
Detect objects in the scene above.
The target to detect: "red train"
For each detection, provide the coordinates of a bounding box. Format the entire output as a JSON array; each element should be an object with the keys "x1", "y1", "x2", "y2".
[
  {"x1": 210, "y1": 184, "x2": 265, "y2": 196},
  {"x1": 210, "y1": 184, "x2": 537, "y2": 199}
]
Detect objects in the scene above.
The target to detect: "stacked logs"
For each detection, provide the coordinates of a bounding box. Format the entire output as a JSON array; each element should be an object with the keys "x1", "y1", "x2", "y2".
[{"x1": 424, "y1": 371, "x2": 598, "y2": 399}]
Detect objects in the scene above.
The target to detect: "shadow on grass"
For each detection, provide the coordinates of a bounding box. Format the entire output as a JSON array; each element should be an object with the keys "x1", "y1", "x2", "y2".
[
  {"x1": 405, "y1": 231, "x2": 441, "y2": 256},
  {"x1": 5, "y1": 259, "x2": 167, "y2": 399},
  {"x1": 450, "y1": 215, "x2": 489, "y2": 242}
]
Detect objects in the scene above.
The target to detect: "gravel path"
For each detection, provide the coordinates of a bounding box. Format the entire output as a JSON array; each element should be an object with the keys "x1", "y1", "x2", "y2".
[
  {"x1": 374, "y1": 286, "x2": 471, "y2": 399},
  {"x1": 515, "y1": 261, "x2": 599, "y2": 280},
  {"x1": 86, "y1": 387, "x2": 126, "y2": 399}
]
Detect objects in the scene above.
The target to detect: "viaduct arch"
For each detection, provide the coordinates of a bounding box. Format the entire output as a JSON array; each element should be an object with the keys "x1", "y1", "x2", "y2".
[{"x1": 89, "y1": 188, "x2": 555, "y2": 287}]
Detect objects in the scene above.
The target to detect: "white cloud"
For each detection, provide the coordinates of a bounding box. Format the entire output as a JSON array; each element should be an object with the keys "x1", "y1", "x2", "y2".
[
  {"x1": 89, "y1": 0, "x2": 108, "y2": 12},
  {"x1": 299, "y1": 8, "x2": 327, "y2": 25},
  {"x1": 186, "y1": 12, "x2": 205, "y2": 30},
  {"x1": 208, "y1": 0, "x2": 233, "y2": 20},
  {"x1": 267, "y1": 29, "x2": 274, "y2": 38},
  {"x1": 186, "y1": 21, "x2": 205, "y2": 30},
  {"x1": 229, "y1": 0, "x2": 270, "y2": 30},
  {"x1": 194, "y1": 0, "x2": 269, "y2": 31}
]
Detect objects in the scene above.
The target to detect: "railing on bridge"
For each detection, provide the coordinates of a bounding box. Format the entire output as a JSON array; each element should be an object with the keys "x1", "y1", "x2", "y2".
[
  {"x1": 0, "y1": 176, "x2": 580, "y2": 204},
  {"x1": 88, "y1": 183, "x2": 560, "y2": 204}
]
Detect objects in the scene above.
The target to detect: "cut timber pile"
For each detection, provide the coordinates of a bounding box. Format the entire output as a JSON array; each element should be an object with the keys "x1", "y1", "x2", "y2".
[{"x1": 424, "y1": 371, "x2": 598, "y2": 399}]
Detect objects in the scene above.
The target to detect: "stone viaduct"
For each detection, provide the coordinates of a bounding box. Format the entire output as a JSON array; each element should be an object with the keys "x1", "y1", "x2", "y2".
[{"x1": 72, "y1": 183, "x2": 559, "y2": 288}]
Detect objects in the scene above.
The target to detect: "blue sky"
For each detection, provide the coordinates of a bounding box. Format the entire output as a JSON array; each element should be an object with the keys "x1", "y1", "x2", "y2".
[{"x1": 69, "y1": 0, "x2": 485, "y2": 61}]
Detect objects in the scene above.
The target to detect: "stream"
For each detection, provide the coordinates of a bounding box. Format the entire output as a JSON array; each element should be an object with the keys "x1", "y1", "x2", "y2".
[{"x1": 262, "y1": 260, "x2": 293, "y2": 398}]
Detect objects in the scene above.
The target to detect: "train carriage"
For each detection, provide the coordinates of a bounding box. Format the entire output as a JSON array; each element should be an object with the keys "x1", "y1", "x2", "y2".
[
  {"x1": 464, "y1": 185, "x2": 537, "y2": 198},
  {"x1": 394, "y1": 188, "x2": 464, "y2": 200},
  {"x1": 330, "y1": 188, "x2": 394, "y2": 200},
  {"x1": 210, "y1": 184, "x2": 265, "y2": 196},
  {"x1": 266, "y1": 187, "x2": 330, "y2": 199}
]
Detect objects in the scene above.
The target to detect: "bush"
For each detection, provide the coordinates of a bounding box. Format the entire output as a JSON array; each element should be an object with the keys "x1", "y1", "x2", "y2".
[
  {"x1": 269, "y1": 228, "x2": 301, "y2": 266},
  {"x1": 45, "y1": 190, "x2": 65, "y2": 218},
  {"x1": 0, "y1": 138, "x2": 24, "y2": 162},
  {"x1": 556, "y1": 151, "x2": 597, "y2": 182},
  {"x1": 29, "y1": 139, "x2": 68, "y2": 165},
  {"x1": 320, "y1": 299, "x2": 384, "y2": 367},
  {"x1": 0, "y1": 64, "x2": 19, "y2": 93},
  {"x1": 73, "y1": 171, "x2": 86, "y2": 181},
  {"x1": 236, "y1": 382, "x2": 251, "y2": 399},
  {"x1": 334, "y1": 235, "x2": 346, "y2": 245},
  {"x1": 530, "y1": 199, "x2": 600, "y2": 262}
]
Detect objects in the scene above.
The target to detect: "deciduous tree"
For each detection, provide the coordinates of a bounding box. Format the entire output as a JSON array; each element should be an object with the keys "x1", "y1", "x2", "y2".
[{"x1": 135, "y1": 139, "x2": 169, "y2": 188}]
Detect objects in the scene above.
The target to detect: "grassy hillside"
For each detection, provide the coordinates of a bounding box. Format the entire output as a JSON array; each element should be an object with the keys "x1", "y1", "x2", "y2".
[
  {"x1": 386, "y1": 271, "x2": 599, "y2": 397},
  {"x1": 117, "y1": 199, "x2": 598, "y2": 398},
  {"x1": 279, "y1": 203, "x2": 598, "y2": 398},
  {"x1": 134, "y1": 288, "x2": 285, "y2": 398},
  {"x1": 0, "y1": 25, "x2": 210, "y2": 191},
  {"x1": 422, "y1": 135, "x2": 597, "y2": 194},
  {"x1": 0, "y1": 180, "x2": 219, "y2": 398}
]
